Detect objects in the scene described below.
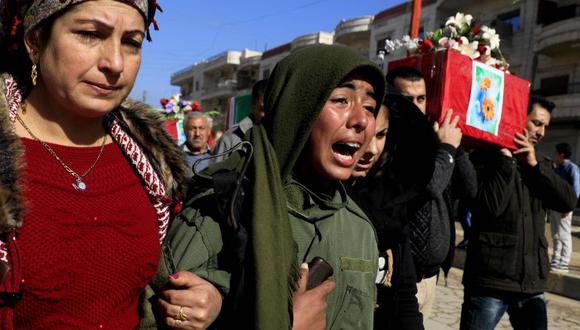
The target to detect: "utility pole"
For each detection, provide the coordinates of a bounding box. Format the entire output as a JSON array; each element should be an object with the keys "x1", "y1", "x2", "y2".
[
  {"x1": 410, "y1": 0, "x2": 422, "y2": 39},
  {"x1": 142, "y1": 90, "x2": 148, "y2": 104}
]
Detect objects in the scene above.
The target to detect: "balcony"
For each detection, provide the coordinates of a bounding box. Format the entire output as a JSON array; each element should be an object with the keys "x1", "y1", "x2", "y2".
[
  {"x1": 536, "y1": 17, "x2": 580, "y2": 56},
  {"x1": 200, "y1": 80, "x2": 238, "y2": 101},
  {"x1": 204, "y1": 51, "x2": 241, "y2": 73},
  {"x1": 170, "y1": 65, "x2": 194, "y2": 85},
  {"x1": 239, "y1": 55, "x2": 261, "y2": 68},
  {"x1": 291, "y1": 32, "x2": 334, "y2": 50},
  {"x1": 550, "y1": 83, "x2": 580, "y2": 120},
  {"x1": 334, "y1": 16, "x2": 373, "y2": 46}
]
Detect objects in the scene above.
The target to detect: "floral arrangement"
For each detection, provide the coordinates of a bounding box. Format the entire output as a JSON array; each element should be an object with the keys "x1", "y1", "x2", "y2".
[
  {"x1": 160, "y1": 93, "x2": 202, "y2": 120},
  {"x1": 385, "y1": 13, "x2": 509, "y2": 71}
]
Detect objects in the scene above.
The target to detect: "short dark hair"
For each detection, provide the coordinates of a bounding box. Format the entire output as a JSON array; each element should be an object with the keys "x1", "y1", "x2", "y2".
[
  {"x1": 386, "y1": 66, "x2": 424, "y2": 92},
  {"x1": 528, "y1": 95, "x2": 555, "y2": 114},
  {"x1": 556, "y1": 142, "x2": 572, "y2": 159},
  {"x1": 251, "y1": 79, "x2": 268, "y2": 105}
]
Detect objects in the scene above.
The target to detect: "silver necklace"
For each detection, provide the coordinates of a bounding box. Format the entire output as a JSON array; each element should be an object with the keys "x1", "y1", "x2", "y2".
[{"x1": 16, "y1": 112, "x2": 107, "y2": 192}]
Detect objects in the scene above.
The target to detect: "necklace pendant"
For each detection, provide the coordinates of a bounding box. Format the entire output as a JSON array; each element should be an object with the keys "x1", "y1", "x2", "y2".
[{"x1": 72, "y1": 179, "x2": 87, "y2": 192}]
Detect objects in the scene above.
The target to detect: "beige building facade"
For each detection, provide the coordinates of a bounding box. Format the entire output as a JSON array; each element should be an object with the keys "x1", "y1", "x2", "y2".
[{"x1": 171, "y1": 0, "x2": 580, "y2": 159}]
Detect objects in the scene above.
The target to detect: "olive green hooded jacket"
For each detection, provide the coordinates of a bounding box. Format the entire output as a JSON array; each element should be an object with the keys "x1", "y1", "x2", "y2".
[{"x1": 154, "y1": 45, "x2": 385, "y2": 330}]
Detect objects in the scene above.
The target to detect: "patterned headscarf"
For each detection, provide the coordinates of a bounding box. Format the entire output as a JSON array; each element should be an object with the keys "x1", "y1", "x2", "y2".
[{"x1": 1, "y1": 0, "x2": 162, "y2": 44}]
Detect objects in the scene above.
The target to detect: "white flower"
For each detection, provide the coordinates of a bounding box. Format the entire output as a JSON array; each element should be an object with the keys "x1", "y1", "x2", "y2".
[
  {"x1": 481, "y1": 26, "x2": 500, "y2": 50},
  {"x1": 385, "y1": 39, "x2": 397, "y2": 53},
  {"x1": 402, "y1": 35, "x2": 418, "y2": 50},
  {"x1": 452, "y1": 36, "x2": 480, "y2": 59},
  {"x1": 445, "y1": 12, "x2": 471, "y2": 29},
  {"x1": 465, "y1": 15, "x2": 473, "y2": 25},
  {"x1": 384, "y1": 35, "x2": 418, "y2": 51}
]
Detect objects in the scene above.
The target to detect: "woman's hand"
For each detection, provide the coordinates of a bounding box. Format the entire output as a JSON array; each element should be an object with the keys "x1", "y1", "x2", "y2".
[
  {"x1": 158, "y1": 271, "x2": 223, "y2": 330},
  {"x1": 292, "y1": 263, "x2": 336, "y2": 330}
]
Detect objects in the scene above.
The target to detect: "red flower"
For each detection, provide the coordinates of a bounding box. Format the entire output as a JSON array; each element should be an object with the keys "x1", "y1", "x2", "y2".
[
  {"x1": 477, "y1": 44, "x2": 487, "y2": 56},
  {"x1": 418, "y1": 38, "x2": 434, "y2": 53},
  {"x1": 470, "y1": 23, "x2": 481, "y2": 35}
]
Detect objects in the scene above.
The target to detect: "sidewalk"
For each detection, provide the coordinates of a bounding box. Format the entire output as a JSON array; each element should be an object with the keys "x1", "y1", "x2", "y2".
[
  {"x1": 426, "y1": 267, "x2": 580, "y2": 329},
  {"x1": 454, "y1": 222, "x2": 580, "y2": 300}
]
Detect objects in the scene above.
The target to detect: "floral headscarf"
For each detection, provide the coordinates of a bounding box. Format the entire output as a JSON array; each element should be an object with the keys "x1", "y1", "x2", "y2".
[{"x1": 1, "y1": 0, "x2": 162, "y2": 45}]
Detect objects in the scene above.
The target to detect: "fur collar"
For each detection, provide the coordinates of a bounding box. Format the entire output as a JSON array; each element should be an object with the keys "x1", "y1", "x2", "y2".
[{"x1": 0, "y1": 77, "x2": 188, "y2": 234}]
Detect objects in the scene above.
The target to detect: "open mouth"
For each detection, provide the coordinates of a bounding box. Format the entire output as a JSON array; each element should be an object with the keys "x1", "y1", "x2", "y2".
[
  {"x1": 357, "y1": 157, "x2": 372, "y2": 166},
  {"x1": 332, "y1": 142, "x2": 361, "y2": 162}
]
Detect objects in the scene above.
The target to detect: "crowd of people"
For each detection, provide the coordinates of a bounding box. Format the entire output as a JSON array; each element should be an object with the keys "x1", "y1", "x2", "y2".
[{"x1": 0, "y1": 1, "x2": 578, "y2": 330}]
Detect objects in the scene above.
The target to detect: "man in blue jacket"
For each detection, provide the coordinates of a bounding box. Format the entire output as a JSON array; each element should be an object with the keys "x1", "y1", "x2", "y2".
[{"x1": 550, "y1": 142, "x2": 580, "y2": 273}]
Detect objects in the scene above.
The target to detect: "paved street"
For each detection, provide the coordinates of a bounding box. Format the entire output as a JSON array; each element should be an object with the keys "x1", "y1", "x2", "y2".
[{"x1": 426, "y1": 268, "x2": 580, "y2": 330}]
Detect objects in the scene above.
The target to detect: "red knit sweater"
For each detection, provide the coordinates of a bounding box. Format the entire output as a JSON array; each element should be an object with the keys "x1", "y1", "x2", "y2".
[{"x1": 14, "y1": 138, "x2": 160, "y2": 330}]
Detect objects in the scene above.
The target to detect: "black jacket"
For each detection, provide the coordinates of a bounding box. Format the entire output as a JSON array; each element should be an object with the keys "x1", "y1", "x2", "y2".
[
  {"x1": 463, "y1": 151, "x2": 577, "y2": 293},
  {"x1": 349, "y1": 168, "x2": 423, "y2": 330}
]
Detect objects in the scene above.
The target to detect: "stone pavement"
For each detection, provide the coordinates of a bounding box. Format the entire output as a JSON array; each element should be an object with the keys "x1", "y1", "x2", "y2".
[{"x1": 426, "y1": 267, "x2": 580, "y2": 330}]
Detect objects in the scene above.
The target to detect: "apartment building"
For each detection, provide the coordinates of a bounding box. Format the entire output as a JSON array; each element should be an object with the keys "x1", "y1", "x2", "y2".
[
  {"x1": 370, "y1": 0, "x2": 580, "y2": 161},
  {"x1": 170, "y1": 49, "x2": 262, "y2": 113},
  {"x1": 171, "y1": 33, "x2": 332, "y2": 118},
  {"x1": 171, "y1": 0, "x2": 580, "y2": 159},
  {"x1": 334, "y1": 16, "x2": 374, "y2": 59}
]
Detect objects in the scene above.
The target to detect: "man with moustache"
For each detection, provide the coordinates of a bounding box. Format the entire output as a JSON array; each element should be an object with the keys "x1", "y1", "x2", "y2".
[
  {"x1": 182, "y1": 111, "x2": 213, "y2": 174},
  {"x1": 460, "y1": 96, "x2": 577, "y2": 330}
]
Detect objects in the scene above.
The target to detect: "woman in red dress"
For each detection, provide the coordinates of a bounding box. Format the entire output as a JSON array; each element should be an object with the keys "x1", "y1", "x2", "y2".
[{"x1": 0, "y1": 1, "x2": 224, "y2": 329}]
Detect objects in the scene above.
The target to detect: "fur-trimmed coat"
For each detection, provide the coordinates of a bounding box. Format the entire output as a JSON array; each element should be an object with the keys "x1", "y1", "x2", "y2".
[{"x1": 0, "y1": 75, "x2": 189, "y2": 327}]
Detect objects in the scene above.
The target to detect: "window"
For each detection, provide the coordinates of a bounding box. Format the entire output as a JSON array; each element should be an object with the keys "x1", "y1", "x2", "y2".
[
  {"x1": 537, "y1": 0, "x2": 577, "y2": 26},
  {"x1": 540, "y1": 75, "x2": 569, "y2": 96},
  {"x1": 495, "y1": 10, "x2": 520, "y2": 35},
  {"x1": 376, "y1": 32, "x2": 392, "y2": 55},
  {"x1": 195, "y1": 81, "x2": 199, "y2": 91}
]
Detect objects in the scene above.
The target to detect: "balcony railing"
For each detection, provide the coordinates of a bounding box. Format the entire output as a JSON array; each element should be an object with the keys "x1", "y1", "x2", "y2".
[
  {"x1": 170, "y1": 65, "x2": 194, "y2": 83},
  {"x1": 201, "y1": 80, "x2": 238, "y2": 100},
  {"x1": 206, "y1": 51, "x2": 228, "y2": 63},
  {"x1": 334, "y1": 16, "x2": 373, "y2": 40},
  {"x1": 535, "y1": 16, "x2": 580, "y2": 54}
]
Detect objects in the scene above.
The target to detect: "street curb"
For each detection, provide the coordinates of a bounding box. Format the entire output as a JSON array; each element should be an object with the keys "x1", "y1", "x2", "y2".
[
  {"x1": 573, "y1": 215, "x2": 580, "y2": 227},
  {"x1": 453, "y1": 248, "x2": 580, "y2": 301},
  {"x1": 547, "y1": 271, "x2": 580, "y2": 300}
]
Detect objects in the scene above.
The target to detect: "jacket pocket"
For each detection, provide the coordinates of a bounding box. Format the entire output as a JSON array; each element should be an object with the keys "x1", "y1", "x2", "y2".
[
  {"x1": 538, "y1": 236, "x2": 549, "y2": 279},
  {"x1": 330, "y1": 257, "x2": 375, "y2": 330},
  {"x1": 477, "y1": 232, "x2": 518, "y2": 279},
  {"x1": 331, "y1": 285, "x2": 373, "y2": 330}
]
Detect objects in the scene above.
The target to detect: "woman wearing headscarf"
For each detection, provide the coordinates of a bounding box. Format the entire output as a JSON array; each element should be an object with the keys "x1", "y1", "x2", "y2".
[
  {"x1": 347, "y1": 94, "x2": 434, "y2": 329},
  {"x1": 165, "y1": 45, "x2": 385, "y2": 329},
  {"x1": 0, "y1": 1, "x2": 225, "y2": 329}
]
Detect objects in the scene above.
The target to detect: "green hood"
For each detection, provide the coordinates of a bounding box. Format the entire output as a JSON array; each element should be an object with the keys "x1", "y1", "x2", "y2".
[
  {"x1": 243, "y1": 45, "x2": 385, "y2": 329},
  {"x1": 262, "y1": 44, "x2": 386, "y2": 180}
]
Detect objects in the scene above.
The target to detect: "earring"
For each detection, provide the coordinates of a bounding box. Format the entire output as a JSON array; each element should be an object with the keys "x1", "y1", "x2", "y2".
[{"x1": 31, "y1": 64, "x2": 37, "y2": 86}]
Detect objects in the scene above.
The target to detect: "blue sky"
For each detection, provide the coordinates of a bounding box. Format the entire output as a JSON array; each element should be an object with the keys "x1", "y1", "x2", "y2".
[{"x1": 130, "y1": 0, "x2": 406, "y2": 107}]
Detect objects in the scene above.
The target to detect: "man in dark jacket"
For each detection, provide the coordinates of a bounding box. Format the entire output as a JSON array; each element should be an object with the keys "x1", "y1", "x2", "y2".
[
  {"x1": 460, "y1": 96, "x2": 577, "y2": 330},
  {"x1": 386, "y1": 67, "x2": 477, "y2": 319}
]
